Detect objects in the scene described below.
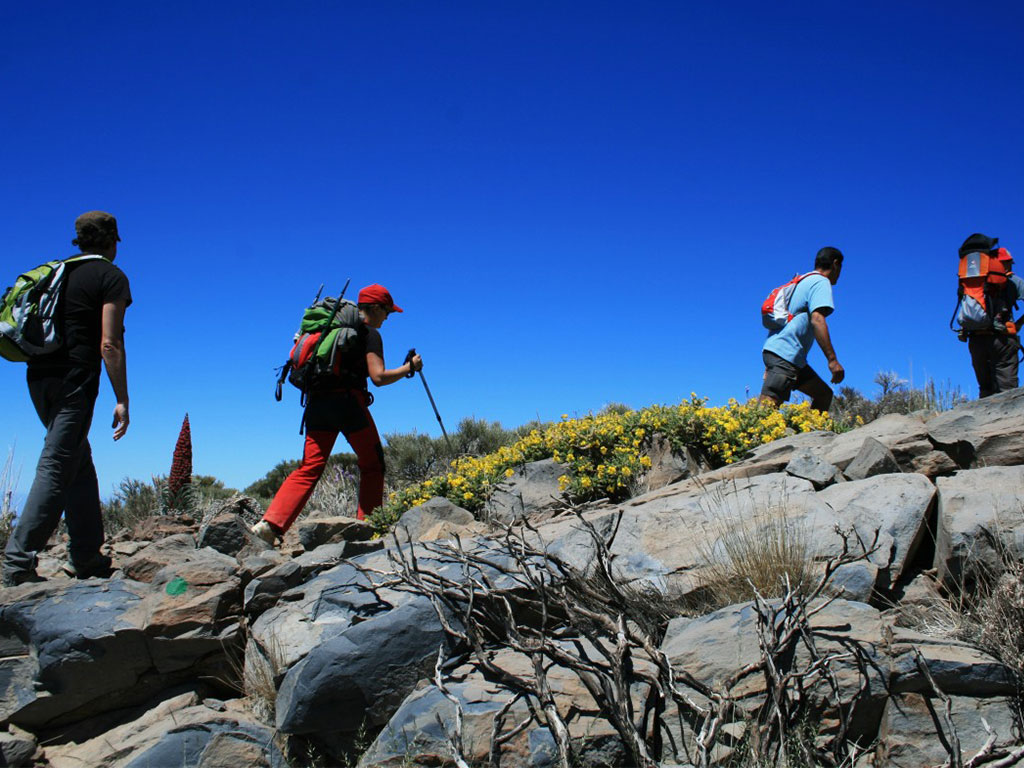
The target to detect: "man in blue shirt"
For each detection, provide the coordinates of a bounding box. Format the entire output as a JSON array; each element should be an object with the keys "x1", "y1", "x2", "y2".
[{"x1": 760, "y1": 247, "x2": 845, "y2": 412}]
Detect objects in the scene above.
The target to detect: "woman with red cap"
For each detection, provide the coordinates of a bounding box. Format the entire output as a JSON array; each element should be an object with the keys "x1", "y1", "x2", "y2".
[{"x1": 252, "y1": 284, "x2": 422, "y2": 544}]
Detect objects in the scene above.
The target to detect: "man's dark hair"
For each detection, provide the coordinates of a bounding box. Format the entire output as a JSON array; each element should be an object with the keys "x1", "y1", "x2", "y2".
[
  {"x1": 815, "y1": 246, "x2": 844, "y2": 270},
  {"x1": 72, "y1": 211, "x2": 120, "y2": 253},
  {"x1": 72, "y1": 231, "x2": 117, "y2": 252}
]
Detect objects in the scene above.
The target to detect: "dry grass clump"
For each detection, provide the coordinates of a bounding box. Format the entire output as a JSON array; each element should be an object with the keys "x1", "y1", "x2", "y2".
[
  {"x1": 698, "y1": 505, "x2": 813, "y2": 610},
  {"x1": 976, "y1": 561, "x2": 1024, "y2": 675},
  {"x1": 242, "y1": 633, "x2": 287, "y2": 725},
  {"x1": 0, "y1": 447, "x2": 18, "y2": 552}
]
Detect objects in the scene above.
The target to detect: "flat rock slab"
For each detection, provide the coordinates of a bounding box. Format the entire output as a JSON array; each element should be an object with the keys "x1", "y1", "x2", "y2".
[
  {"x1": 927, "y1": 387, "x2": 1024, "y2": 468},
  {"x1": 296, "y1": 516, "x2": 374, "y2": 550},
  {"x1": 933, "y1": 466, "x2": 1024, "y2": 589},
  {"x1": 45, "y1": 691, "x2": 285, "y2": 768},
  {"x1": 0, "y1": 553, "x2": 241, "y2": 731}
]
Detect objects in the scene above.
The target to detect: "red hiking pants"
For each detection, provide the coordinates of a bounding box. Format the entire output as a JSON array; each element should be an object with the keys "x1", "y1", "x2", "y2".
[{"x1": 264, "y1": 395, "x2": 384, "y2": 531}]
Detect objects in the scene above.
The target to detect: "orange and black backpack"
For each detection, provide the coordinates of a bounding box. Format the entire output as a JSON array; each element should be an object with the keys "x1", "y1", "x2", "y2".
[{"x1": 952, "y1": 234, "x2": 1017, "y2": 336}]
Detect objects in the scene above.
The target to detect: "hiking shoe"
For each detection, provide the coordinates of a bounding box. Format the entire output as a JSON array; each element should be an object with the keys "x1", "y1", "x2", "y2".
[
  {"x1": 64, "y1": 553, "x2": 114, "y2": 579},
  {"x1": 251, "y1": 520, "x2": 279, "y2": 545},
  {"x1": 2, "y1": 568, "x2": 46, "y2": 587}
]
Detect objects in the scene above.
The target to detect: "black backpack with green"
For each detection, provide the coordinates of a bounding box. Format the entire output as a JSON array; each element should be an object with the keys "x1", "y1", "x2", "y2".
[{"x1": 274, "y1": 283, "x2": 363, "y2": 406}]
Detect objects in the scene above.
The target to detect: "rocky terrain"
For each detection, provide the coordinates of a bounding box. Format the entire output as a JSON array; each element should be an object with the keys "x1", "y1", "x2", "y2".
[{"x1": 3, "y1": 390, "x2": 1024, "y2": 767}]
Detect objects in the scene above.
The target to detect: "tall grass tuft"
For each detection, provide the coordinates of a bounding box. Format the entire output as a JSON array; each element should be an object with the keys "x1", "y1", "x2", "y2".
[
  {"x1": 0, "y1": 447, "x2": 19, "y2": 553},
  {"x1": 698, "y1": 483, "x2": 813, "y2": 610}
]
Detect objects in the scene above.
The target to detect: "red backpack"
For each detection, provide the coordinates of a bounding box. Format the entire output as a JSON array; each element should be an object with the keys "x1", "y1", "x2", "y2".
[{"x1": 760, "y1": 272, "x2": 821, "y2": 331}]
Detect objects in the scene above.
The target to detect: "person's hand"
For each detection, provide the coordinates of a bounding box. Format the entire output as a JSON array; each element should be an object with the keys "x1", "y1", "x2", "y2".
[
  {"x1": 410, "y1": 353, "x2": 423, "y2": 373},
  {"x1": 112, "y1": 403, "x2": 130, "y2": 441},
  {"x1": 828, "y1": 359, "x2": 845, "y2": 384}
]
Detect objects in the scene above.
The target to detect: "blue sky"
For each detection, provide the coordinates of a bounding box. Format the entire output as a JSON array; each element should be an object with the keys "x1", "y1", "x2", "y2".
[{"x1": 2, "y1": 1, "x2": 1022, "y2": 498}]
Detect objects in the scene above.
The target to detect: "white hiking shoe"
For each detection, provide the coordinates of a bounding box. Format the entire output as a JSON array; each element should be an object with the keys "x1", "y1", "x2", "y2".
[{"x1": 251, "y1": 520, "x2": 278, "y2": 545}]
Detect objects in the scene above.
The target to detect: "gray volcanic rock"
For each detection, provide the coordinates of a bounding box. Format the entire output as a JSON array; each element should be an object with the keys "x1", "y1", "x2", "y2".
[
  {"x1": 295, "y1": 516, "x2": 374, "y2": 550},
  {"x1": 358, "y1": 645, "x2": 631, "y2": 768},
  {"x1": 785, "y1": 449, "x2": 843, "y2": 488},
  {"x1": 196, "y1": 511, "x2": 252, "y2": 557},
  {"x1": 933, "y1": 467, "x2": 1024, "y2": 589},
  {"x1": 874, "y1": 693, "x2": 1019, "y2": 766},
  {"x1": 815, "y1": 473, "x2": 935, "y2": 588},
  {"x1": 928, "y1": 387, "x2": 1024, "y2": 468},
  {"x1": 396, "y1": 496, "x2": 480, "y2": 542},
  {"x1": 0, "y1": 548, "x2": 242, "y2": 731},
  {"x1": 887, "y1": 628, "x2": 1017, "y2": 696},
  {"x1": 253, "y1": 541, "x2": 522, "y2": 757},
  {"x1": 645, "y1": 433, "x2": 709, "y2": 490},
  {"x1": 842, "y1": 436, "x2": 901, "y2": 480},
  {"x1": 662, "y1": 599, "x2": 889, "y2": 740},
  {"x1": 45, "y1": 691, "x2": 285, "y2": 768},
  {"x1": 0, "y1": 725, "x2": 36, "y2": 767},
  {"x1": 482, "y1": 459, "x2": 566, "y2": 524}
]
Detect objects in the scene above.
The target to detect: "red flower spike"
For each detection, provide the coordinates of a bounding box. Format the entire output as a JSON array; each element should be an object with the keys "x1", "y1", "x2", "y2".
[{"x1": 168, "y1": 413, "x2": 193, "y2": 499}]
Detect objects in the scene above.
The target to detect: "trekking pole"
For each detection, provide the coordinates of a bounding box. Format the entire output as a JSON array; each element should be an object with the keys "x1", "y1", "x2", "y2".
[{"x1": 405, "y1": 348, "x2": 453, "y2": 453}]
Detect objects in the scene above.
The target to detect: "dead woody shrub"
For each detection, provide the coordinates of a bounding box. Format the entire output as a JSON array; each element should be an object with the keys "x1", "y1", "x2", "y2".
[{"x1": 365, "y1": 510, "x2": 894, "y2": 768}]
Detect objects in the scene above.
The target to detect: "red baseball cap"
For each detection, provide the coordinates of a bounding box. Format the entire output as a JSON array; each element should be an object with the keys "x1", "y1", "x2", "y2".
[
  {"x1": 995, "y1": 247, "x2": 1014, "y2": 263},
  {"x1": 357, "y1": 283, "x2": 403, "y2": 312}
]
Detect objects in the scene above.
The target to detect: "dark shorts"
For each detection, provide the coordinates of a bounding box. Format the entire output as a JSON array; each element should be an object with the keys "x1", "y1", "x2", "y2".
[{"x1": 760, "y1": 351, "x2": 829, "y2": 405}]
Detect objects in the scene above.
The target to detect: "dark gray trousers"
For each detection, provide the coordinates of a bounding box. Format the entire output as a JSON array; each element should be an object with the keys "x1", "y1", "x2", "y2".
[
  {"x1": 3, "y1": 368, "x2": 103, "y2": 576},
  {"x1": 968, "y1": 334, "x2": 1020, "y2": 398}
]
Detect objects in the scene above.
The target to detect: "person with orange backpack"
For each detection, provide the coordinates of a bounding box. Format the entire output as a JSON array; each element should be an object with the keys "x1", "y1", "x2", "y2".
[
  {"x1": 759, "y1": 247, "x2": 845, "y2": 412},
  {"x1": 251, "y1": 284, "x2": 422, "y2": 545},
  {"x1": 953, "y1": 234, "x2": 1021, "y2": 398}
]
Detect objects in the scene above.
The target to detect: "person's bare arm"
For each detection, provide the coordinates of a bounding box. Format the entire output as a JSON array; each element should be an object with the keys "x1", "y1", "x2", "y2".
[
  {"x1": 367, "y1": 351, "x2": 422, "y2": 387},
  {"x1": 810, "y1": 309, "x2": 844, "y2": 384},
  {"x1": 100, "y1": 300, "x2": 130, "y2": 440}
]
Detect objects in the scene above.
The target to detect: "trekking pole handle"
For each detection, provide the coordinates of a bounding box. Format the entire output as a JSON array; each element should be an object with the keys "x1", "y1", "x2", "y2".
[{"x1": 404, "y1": 348, "x2": 417, "y2": 378}]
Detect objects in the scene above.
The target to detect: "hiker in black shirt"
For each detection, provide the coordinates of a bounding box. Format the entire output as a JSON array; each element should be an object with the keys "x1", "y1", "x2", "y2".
[
  {"x1": 252, "y1": 284, "x2": 422, "y2": 544},
  {"x1": 2, "y1": 211, "x2": 131, "y2": 587}
]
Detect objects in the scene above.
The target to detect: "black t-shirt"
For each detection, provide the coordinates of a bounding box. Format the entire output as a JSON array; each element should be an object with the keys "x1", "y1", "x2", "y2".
[
  {"x1": 29, "y1": 255, "x2": 132, "y2": 371},
  {"x1": 332, "y1": 324, "x2": 383, "y2": 390}
]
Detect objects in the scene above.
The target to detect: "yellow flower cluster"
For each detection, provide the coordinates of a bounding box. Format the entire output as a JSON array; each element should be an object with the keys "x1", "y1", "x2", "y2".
[{"x1": 375, "y1": 397, "x2": 834, "y2": 532}]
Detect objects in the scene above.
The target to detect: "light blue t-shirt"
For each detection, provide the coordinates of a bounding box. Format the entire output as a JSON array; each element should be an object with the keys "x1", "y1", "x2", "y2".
[{"x1": 763, "y1": 273, "x2": 834, "y2": 367}]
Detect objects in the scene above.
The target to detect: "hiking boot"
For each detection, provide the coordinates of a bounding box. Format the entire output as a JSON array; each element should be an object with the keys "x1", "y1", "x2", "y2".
[
  {"x1": 2, "y1": 568, "x2": 46, "y2": 587},
  {"x1": 63, "y1": 553, "x2": 114, "y2": 580},
  {"x1": 251, "y1": 520, "x2": 279, "y2": 545}
]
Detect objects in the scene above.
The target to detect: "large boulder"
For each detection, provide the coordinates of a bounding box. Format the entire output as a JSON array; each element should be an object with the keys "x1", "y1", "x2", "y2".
[
  {"x1": 927, "y1": 387, "x2": 1024, "y2": 468},
  {"x1": 0, "y1": 548, "x2": 242, "y2": 731},
  {"x1": 395, "y1": 497, "x2": 482, "y2": 542},
  {"x1": 933, "y1": 467, "x2": 1024, "y2": 589},
  {"x1": 529, "y1": 471, "x2": 933, "y2": 603},
  {"x1": 249, "y1": 541, "x2": 523, "y2": 760},
  {"x1": 482, "y1": 459, "x2": 566, "y2": 524},
  {"x1": 44, "y1": 691, "x2": 285, "y2": 768},
  {"x1": 662, "y1": 599, "x2": 889, "y2": 741}
]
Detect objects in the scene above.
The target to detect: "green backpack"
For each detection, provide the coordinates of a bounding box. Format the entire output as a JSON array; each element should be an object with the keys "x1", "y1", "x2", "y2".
[
  {"x1": 274, "y1": 294, "x2": 364, "y2": 403},
  {"x1": 0, "y1": 255, "x2": 103, "y2": 362}
]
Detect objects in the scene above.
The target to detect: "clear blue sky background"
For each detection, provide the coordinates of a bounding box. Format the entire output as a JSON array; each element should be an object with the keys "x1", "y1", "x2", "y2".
[{"x1": 2, "y1": 1, "x2": 1022, "y2": 499}]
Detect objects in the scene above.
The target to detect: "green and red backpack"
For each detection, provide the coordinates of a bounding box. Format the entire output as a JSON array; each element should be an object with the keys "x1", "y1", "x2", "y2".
[
  {"x1": 274, "y1": 292, "x2": 363, "y2": 404},
  {"x1": 0, "y1": 255, "x2": 104, "y2": 362}
]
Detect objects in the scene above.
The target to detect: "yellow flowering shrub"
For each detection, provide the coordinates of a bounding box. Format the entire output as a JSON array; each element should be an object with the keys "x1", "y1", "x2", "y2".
[{"x1": 372, "y1": 397, "x2": 835, "y2": 534}]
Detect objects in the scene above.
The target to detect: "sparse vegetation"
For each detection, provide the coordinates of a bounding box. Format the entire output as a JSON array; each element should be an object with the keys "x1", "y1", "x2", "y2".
[
  {"x1": 698, "y1": 497, "x2": 812, "y2": 611},
  {"x1": 0, "y1": 447, "x2": 19, "y2": 553},
  {"x1": 830, "y1": 371, "x2": 968, "y2": 430}
]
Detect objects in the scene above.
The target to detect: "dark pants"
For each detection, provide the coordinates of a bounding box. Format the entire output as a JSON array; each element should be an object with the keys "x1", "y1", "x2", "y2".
[
  {"x1": 760, "y1": 351, "x2": 833, "y2": 411},
  {"x1": 3, "y1": 368, "x2": 104, "y2": 577},
  {"x1": 968, "y1": 333, "x2": 1020, "y2": 398}
]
